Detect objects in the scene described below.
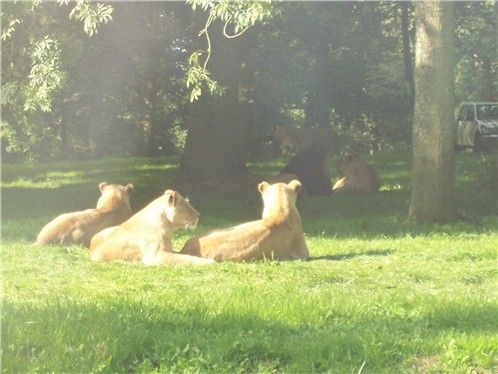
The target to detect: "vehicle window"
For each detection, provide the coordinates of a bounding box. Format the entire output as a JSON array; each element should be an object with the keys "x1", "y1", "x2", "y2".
[
  {"x1": 458, "y1": 105, "x2": 468, "y2": 121},
  {"x1": 476, "y1": 104, "x2": 498, "y2": 121},
  {"x1": 466, "y1": 105, "x2": 475, "y2": 121}
]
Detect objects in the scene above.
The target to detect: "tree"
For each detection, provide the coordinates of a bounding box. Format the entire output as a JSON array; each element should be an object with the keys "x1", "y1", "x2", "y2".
[
  {"x1": 409, "y1": 1, "x2": 456, "y2": 223},
  {"x1": 454, "y1": 1, "x2": 497, "y2": 102},
  {"x1": 400, "y1": 1, "x2": 415, "y2": 101},
  {"x1": 179, "y1": 25, "x2": 254, "y2": 183},
  {"x1": 0, "y1": 0, "x2": 113, "y2": 161},
  {"x1": 178, "y1": 0, "x2": 275, "y2": 183},
  {"x1": 1, "y1": 1, "x2": 493, "y2": 164}
]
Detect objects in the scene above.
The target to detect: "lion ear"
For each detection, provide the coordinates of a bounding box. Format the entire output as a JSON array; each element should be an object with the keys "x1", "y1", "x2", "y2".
[
  {"x1": 125, "y1": 183, "x2": 134, "y2": 194},
  {"x1": 288, "y1": 180, "x2": 302, "y2": 193},
  {"x1": 164, "y1": 190, "x2": 177, "y2": 206},
  {"x1": 258, "y1": 181, "x2": 270, "y2": 194},
  {"x1": 99, "y1": 182, "x2": 110, "y2": 192}
]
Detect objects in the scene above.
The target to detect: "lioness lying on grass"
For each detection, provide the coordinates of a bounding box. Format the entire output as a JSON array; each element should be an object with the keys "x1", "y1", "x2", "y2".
[
  {"x1": 181, "y1": 180, "x2": 309, "y2": 262},
  {"x1": 89, "y1": 190, "x2": 214, "y2": 265},
  {"x1": 35, "y1": 182, "x2": 133, "y2": 246},
  {"x1": 332, "y1": 154, "x2": 380, "y2": 193}
]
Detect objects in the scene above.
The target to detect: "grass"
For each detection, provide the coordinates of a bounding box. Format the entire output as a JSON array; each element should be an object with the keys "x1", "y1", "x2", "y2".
[{"x1": 1, "y1": 150, "x2": 497, "y2": 373}]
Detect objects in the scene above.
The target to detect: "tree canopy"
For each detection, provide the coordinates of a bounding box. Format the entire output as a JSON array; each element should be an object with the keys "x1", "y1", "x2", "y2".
[{"x1": 1, "y1": 1, "x2": 496, "y2": 163}]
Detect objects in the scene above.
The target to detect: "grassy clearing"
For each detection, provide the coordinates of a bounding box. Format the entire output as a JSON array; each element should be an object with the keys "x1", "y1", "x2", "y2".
[{"x1": 1, "y1": 151, "x2": 497, "y2": 373}]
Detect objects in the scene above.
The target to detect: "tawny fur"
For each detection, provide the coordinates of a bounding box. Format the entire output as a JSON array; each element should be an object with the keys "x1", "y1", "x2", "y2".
[
  {"x1": 89, "y1": 225, "x2": 117, "y2": 249},
  {"x1": 332, "y1": 154, "x2": 380, "y2": 192},
  {"x1": 181, "y1": 180, "x2": 309, "y2": 262},
  {"x1": 265, "y1": 173, "x2": 308, "y2": 198},
  {"x1": 35, "y1": 182, "x2": 133, "y2": 246},
  {"x1": 89, "y1": 190, "x2": 214, "y2": 265}
]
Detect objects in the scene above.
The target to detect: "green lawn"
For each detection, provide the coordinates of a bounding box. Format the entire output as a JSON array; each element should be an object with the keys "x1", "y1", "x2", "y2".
[{"x1": 1, "y1": 151, "x2": 497, "y2": 373}]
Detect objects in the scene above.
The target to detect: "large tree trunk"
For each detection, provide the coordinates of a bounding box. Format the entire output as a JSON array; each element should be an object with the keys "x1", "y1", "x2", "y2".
[
  {"x1": 304, "y1": 33, "x2": 330, "y2": 128},
  {"x1": 178, "y1": 26, "x2": 253, "y2": 184},
  {"x1": 409, "y1": 1, "x2": 456, "y2": 223},
  {"x1": 401, "y1": 2, "x2": 415, "y2": 101}
]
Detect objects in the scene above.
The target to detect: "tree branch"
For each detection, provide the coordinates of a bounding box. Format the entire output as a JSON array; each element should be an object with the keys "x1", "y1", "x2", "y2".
[
  {"x1": 199, "y1": 14, "x2": 214, "y2": 70},
  {"x1": 223, "y1": 20, "x2": 249, "y2": 39}
]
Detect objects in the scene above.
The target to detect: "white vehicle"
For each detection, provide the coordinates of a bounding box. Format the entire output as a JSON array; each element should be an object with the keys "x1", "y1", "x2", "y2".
[{"x1": 456, "y1": 102, "x2": 498, "y2": 150}]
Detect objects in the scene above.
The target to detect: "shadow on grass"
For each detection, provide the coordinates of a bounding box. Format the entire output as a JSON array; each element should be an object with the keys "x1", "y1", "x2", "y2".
[
  {"x1": 2, "y1": 152, "x2": 497, "y2": 242},
  {"x1": 3, "y1": 296, "x2": 497, "y2": 373},
  {"x1": 310, "y1": 249, "x2": 394, "y2": 261},
  {"x1": 3, "y1": 183, "x2": 496, "y2": 243}
]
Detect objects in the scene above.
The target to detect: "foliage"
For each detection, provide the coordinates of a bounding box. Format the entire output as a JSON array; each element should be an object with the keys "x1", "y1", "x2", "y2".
[
  {"x1": 185, "y1": 0, "x2": 277, "y2": 102},
  {"x1": 2, "y1": 151, "x2": 497, "y2": 372},
  {"x1": 186, "y1": 50, "x2": 225, "y2": 102},
  {"x1": 454, "y1": 1, "x2": 497, "y2": 101},
  {"x1": 24, "y1": 36, "x2": 65, "y2": 112},
  {"x1": 1, "y1": 18, "x2": 21, "y2": 41},
  {"x1": 1, "y1": 2, "x2": 496, "y2": 162},
  {"x1": 68, "y1": 0, "x2": 113, "y2": 37},
  {"x1": 1, "y1": 1, "x2": 114, "y2": 162},
  {"x1": 250, "y1": 2, "x2": 416, "y2": 153},
  {"x1": 1, "y1": 2, "x2": 188, "y2": 162}
]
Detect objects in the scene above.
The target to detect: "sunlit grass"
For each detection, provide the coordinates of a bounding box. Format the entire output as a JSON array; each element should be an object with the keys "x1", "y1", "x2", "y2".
[
  {"x1": 1, "y1": 157, "x2": 178, "y2": 189},
  {"x1": 1, "y1": 150, "x2": 497, "y2": 372}
]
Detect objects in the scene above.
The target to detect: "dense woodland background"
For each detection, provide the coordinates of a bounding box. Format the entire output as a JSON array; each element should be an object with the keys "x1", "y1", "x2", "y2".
[
  {"x1": 2, "y1": 3, "x2": 497, "y2": 370},
  {"x1": 2, "y1": 1, "x2": 496, "y2": 163}
]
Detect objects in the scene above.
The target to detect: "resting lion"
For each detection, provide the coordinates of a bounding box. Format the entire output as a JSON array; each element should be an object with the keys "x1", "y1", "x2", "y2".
[
  {"x1": 272, "y1": 124, "x2": 334, "y2": 155},
  {"x1": 89, "y1": 190, "x2": 214, "y2": 265},
  {"x1": 265, "y1": 173, "x2": 308, "y2": 198},
  {"x1": 280, "y1": 143, "x2": 332, "y2": 196},
  {"x1": 35, "y1": 182, "x2": 133, "y2": 246},
  {"x1": 332, "y1": 154, "x2": 380, "y2": 192},
  {"x1": 181, "y1": 180, "x2": 309, "y2": 262}
]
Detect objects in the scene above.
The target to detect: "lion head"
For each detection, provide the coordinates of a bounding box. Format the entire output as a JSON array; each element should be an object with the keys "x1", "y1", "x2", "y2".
[
  {"x1": 258, "y1": 180, "x2": 301, "y2": 222},
  {"x1": 162, "y1": 190, "x2": 199, "y2": 230},
  {"x1": 96, "y1": 182, "x2": 134, "y2": 211},
  {"x1": 336, "y1": 154, "x2": 360, "y2": 175}
]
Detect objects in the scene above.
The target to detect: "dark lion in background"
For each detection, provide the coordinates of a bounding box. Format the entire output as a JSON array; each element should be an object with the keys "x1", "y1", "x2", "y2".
[{"x1": 279, "y1": 143, "x2": 332, "y2": 196}]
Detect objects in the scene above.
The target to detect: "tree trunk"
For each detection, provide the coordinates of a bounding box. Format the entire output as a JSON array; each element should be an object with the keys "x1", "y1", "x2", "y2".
[
  {"x1": 57, "y1": 117, "x2": 68, "y2": 159},
  {"x1": 178, "y1": 26, "x2": 253, "y2": 184},
  {"x1": 144, "y1": 9, "x2": 165, "y2": 157},
  {"x1": 401, "y1": 2, "x2": 415, "y2": 100},
  {"x1": 87, "y1": 93, "x2": 104, "y2": 159},
  {"x1": 145, "y1": 80, "x2": 160, "y2": 156},
  {"x1": 304, "y1": 34, "x2": 330, "y2": 128},
  {"x1": 409, "y1": 1, "x2": 456, "y2": 223},
  {"x1": 85, "y1": 44, "x2": 106, "y2": 159}
]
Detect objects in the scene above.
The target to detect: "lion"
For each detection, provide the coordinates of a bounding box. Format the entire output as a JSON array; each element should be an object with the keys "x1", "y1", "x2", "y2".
[
  {"x1": 332, "y1": 154, "x2": 380, "y2": 192},
  {"x1": 89, "y1": 190, "x2": 214, "y2": 265},
  {"x1": 35, "y1": 182, "x2": 133, "y2": 246},
  {"x1": 180, "y1": 180, "x2": 309, "y2": 262},
  {"x1": 88, "y1": 225, "x2": 116, "y2": 250},
  {"x1": 272, "y1": 124, "x2": 335, "y2": 155},
  {"x1": 280, "y1": 143, "x2": 332, "y2": 196}
]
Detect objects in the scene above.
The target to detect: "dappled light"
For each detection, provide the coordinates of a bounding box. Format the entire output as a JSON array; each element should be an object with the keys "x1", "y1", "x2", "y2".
[{"x1": 2, "y1": 1, "x2": 497, "y2": 372}]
